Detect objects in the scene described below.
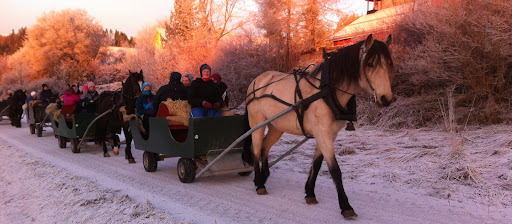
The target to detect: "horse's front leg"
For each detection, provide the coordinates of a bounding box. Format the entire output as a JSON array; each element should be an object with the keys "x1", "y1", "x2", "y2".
[
  {"x1": 318, "y1": 137, "x2": 357, "y2": 219},
  {"x1": 123, "y1": 123, "x2": 136, "y2": 163},
  {"x1": 102, "y1": 139, "x2": 110, "y2": 157},
  {"x1": 253, "y1": 125, "x2": 283, "y2": 195},
  {"x1": 112, "y1": 133, "x2": 120, "y2": 155},
  {"x1": 305, "y1": 146, "x2": 323, "y2": 204}
]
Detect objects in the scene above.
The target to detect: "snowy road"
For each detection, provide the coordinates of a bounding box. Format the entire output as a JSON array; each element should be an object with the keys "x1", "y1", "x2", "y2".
[{"x1": 0, "y1": 120, "x2": 510, "y2": 223}]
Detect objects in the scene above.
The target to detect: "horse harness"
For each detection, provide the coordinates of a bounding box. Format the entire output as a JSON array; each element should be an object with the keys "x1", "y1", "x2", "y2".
[{"x1": 246, "y1": 48, "x2": 377, "y2": 137}]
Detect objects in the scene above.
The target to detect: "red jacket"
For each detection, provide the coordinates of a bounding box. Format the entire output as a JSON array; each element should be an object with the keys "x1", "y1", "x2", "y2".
[{"x1": 63, "y1": 90, "x2": 81, "y2": 106}]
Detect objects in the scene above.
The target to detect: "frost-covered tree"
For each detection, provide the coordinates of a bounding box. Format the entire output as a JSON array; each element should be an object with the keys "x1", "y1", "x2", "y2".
[{"x1": 23, "y1": 9, "x2": 105, "y2": 83}]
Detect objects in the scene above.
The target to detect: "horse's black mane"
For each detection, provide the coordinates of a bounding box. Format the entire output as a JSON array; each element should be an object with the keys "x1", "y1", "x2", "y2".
[
  {"x1": 327, "y1": 39, "x2": 393, "y2": 87},
  {"x1": 122, "y1": 70, "x2": 143, "y2": 114}
]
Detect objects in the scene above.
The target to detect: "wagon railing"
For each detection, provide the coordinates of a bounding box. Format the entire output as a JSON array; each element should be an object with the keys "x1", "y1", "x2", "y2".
[
  {"x1": 196, "y1": 99, "x2": 310, "y2": 179},
  {"x1": 76, "y1": 106, "x2": 115, "y2": 150}
]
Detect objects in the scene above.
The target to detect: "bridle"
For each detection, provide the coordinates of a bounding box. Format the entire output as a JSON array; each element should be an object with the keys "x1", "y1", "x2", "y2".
[{"x1": 359, "y1": 46, "x2": 377, "y2": 103}]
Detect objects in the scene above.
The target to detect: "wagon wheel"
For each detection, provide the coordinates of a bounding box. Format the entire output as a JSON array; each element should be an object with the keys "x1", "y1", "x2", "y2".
[
  {"x1": 29, "y1": 124, "x2": 35, "y2": 134},
  {"x1": 143, "y1": 151, "x2": 158, "y2": 172},
  {"x1": 70, "y1": 138, "x2": 80, "y2": 153},
  {"x1": 177, "y1": 158, "x2": 197, "y2": 183},
  {"x1": 57, "y1": 136, "x2": 67, "y2": 148},
  {"x1": 36, "y1": 124, "x2": 43, "y2": 137}
]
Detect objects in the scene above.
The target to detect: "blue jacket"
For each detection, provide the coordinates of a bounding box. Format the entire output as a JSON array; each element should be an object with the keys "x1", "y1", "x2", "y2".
[
  {"x1": 26, "y1": 96, "x2": 36, "y2": 106},
  {"x1": 136, "y1": 93, "x2": 155, "y2": 117}
]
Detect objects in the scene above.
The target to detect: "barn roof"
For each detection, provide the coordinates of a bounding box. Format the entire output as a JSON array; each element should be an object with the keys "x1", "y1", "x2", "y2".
[{"x1": 329, "y1": 3, "x2": 414, "y2": 42}]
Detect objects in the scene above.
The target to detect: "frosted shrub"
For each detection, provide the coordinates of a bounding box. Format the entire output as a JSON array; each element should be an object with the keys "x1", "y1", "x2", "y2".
[{"x1": 365, "y1": 0, "x2": 512, "y2": 127}]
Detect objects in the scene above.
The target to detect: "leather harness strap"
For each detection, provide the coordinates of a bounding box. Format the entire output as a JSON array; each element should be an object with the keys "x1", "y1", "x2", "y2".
[{"x1": 246, "y1": 64, "x2": 357, "y2": 138}]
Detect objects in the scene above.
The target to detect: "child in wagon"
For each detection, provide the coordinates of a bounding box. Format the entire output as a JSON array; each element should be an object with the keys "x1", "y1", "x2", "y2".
[{"x1": 136, "y1": 82, "x2": 156, "y2": 135}]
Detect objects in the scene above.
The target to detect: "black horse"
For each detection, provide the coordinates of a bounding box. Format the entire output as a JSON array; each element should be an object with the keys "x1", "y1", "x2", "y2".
[
  {"x1": 95, "y1": 91, "x2": 124, "y2": 157},
  {"x1": 121, "y1": 70, "x2": 144, "y2": 163},
  {"x1": 95, "y1": 70, "x2": 144, "y2": 162},
  {"x1": 8, "y1": 89, "x2": 27, "y2": 127}
]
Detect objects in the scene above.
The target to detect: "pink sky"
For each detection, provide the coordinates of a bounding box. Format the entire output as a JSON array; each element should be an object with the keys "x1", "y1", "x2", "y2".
[{"x1": 0, "y1": 0, "x2": 368, "y2": 37}]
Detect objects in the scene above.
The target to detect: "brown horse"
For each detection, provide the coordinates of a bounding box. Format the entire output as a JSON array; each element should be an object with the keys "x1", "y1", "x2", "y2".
[{"x1": 246, "y1": 34, "x2": 393, "y2": 219}]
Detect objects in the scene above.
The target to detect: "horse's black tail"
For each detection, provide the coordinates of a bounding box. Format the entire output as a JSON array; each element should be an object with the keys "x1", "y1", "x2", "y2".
[{"x1": 242, "y1": 107, "x2": 254, "y2": 165}]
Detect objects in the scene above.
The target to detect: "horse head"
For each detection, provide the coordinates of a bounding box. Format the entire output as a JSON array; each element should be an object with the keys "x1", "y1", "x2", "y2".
[
  {"x1": 13, "y1": 89, "x2": 27, "y2": 106},
  {"x1": 122, "y1": 70, "x2": 144, "y2": 115},
  {"x1": 358, "y1": 34, "x2": 394, "y2": 107},
  {"x1": 124, "y1": 69, "x2": 144, "y2": 98}
]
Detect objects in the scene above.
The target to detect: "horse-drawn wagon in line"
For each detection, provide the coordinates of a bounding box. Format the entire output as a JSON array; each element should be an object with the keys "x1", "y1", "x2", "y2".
[
  {"x1": 26, "y1": 104, "x2": 52, "y2": 137},
  {"x1": 50, "y1": 105, "x2": 121, "y2": 154},
  {"x1": 129, "y1": 103, "x2": 255, "y2": 183}
]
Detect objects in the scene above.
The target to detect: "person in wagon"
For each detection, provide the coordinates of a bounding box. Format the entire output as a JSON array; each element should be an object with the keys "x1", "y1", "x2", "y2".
[
  {"x1": 153, "y1": 71, "x2": 188, "y2": 113},
  {"x1": 211, "y1": 73, "x2": 229, "y2": 108},
  {"x1": 136, "y1": 82, "x2": 156, "y2": 133},
  {"x1": 39, "y1": 84, "x2": 53, "y2": 107},
  {"x1": 181, "y1": 73, "x2": 194, "y2": 87},
  {"x1": 62, "y1": 83, "x2": 81, "y2": 106},
  {"x1": 80, "y1": 81, "x2": 99, "y2": 113},
  {"x1": 25, "y1": 91, "x2": 38, "y2": 107},
  {"x1": 188, "y1": 64, "x2": 223, "y2": 117}
]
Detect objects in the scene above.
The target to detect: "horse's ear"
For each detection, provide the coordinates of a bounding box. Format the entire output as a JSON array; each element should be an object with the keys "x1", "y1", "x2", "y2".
[
  {"x1": 139, "y1": 69, "x2": 143, "y2": 74},
  {"x1": 322, "y1": 48, "x2": 328, "y2": 59},
  {"x1": 384, "y1": 34, "x2": 392, "y2": 46},
  {"x1": 364, "y1": 34, "x2": 374, "y2": 50}
]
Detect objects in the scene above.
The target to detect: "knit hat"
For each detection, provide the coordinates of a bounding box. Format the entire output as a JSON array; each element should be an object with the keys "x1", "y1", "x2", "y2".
[
  {"x1": 211, "y1": 74, "x2": 221, "y2": 82},
  {"x1": 30, "y1": 91, "x2": 36, "y2": 96},
  {"x1": 169, "y1": 72, "x2": 182, "y2": 82},
  {"x1": 199, "y1": 64, "x2": 211, "y2": 77},
  {"x1": 42, "y1": 84, "x2": 48, "y2": 88},
  {"x1": 183, "y1": 73, "x2": 194, "y2": 81},
  {"x1": 141, "y1": 82, "x2": 152, "y2": 91}
]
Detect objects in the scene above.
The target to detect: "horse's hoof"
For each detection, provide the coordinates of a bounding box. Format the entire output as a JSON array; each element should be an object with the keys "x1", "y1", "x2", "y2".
[
  {"x1": 104, "y1": 153, "x2": 110, "y2": 157},
  {"x1": 305, "y1": 196, "x2": 318, "y2": 204},
  {"x1": 113, "y1": 147, "x2": 119, "y2": 155},
  {"x1": 128, "y1": 159, "x2": 136, "y2": 164},
  {"x1": 256, "y1": 188, "x2": 267, "y2": 195},
  {"x1": 342, "y1": 209, "x2": 358, "y2": 220}
]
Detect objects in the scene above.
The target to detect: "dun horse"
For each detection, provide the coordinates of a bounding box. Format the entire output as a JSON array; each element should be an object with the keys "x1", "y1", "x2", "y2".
[{"x1": 246, "y1": 34, "x2": 394, "y2": 219}]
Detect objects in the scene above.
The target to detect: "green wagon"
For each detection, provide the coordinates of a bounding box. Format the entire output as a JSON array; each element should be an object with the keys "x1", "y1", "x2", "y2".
[
  {"x1": 26, "y1": 105, "x2": 51, "y2": 137},
  {"x1": 50, "y1": 113, "x2": 120, "y2": 153},
  {"x1": 129, "y1": 115, "x2": 253, "y2": 183}
]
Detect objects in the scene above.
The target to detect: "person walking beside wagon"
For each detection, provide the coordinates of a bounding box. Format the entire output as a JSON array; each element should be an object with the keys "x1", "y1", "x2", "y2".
[{"x1": 188, "y1": 64, "x2": 222, "y2": 117}]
